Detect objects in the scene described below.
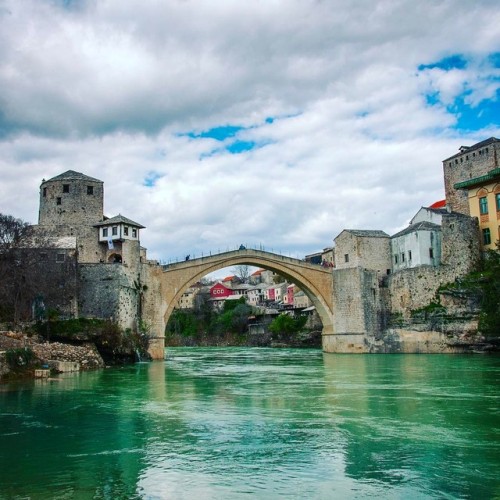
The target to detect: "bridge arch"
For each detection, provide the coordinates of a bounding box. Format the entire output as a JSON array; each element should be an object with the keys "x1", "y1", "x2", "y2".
[{"x1": 155, "y1": 249, "x2": 334, "y2": 344}]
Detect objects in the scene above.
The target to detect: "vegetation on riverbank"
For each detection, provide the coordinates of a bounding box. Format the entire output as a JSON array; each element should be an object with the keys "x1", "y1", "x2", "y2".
[
  {"x1": 402, "y1": 249, "x2": 500, "y2": 347},
  {"x1": 165, "y1": 297, "x2": 319, "y2": 347}
]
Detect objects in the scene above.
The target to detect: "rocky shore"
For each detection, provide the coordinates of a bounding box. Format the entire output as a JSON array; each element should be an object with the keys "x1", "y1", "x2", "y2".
[{"x1": 0, "y1": 331, "x2": 104, "y2": 380}]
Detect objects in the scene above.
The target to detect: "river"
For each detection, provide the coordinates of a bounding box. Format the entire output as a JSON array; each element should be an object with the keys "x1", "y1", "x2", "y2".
[{"x1": 1, "y1": 348, "x2": 499, "y2": 499}]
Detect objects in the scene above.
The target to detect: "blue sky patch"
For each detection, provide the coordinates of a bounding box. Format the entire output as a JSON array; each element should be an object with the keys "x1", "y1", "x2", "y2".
[
  {"x1": 453, "y1": 90, "x2": 500, "y2": 131},
  {"x1": 226, "y1": 140, "x2": 257, "y2": 154},
  {"x1": 488, "y1": 52, "x2": 500, "y2": 68},
  {"x1": 143, "y1": 171, "x2": 164, "y2": 187},
  {"x1": 186, "y1": 125, "x2": 245, "y2": 141},
  {"x1": 418, "y1": 54, "x2": 467, "y2": 71}
]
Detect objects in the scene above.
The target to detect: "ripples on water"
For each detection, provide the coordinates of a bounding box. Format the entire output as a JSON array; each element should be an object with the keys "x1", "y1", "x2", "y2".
[{"x1": 0, "y1": 348, "x2": 499, "y2": 499}]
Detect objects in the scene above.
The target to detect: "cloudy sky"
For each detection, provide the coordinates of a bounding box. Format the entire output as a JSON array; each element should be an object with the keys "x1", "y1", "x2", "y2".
[{"x1": 0, "y1": 0, "x2": 499, "y2": 267}]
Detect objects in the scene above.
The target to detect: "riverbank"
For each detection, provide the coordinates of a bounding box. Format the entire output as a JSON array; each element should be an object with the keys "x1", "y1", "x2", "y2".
[
  {"x1": 0, "y1": 331, "x2": 104, "y2": 381},
  {"x1": 165, "y1": 329, "x2": 322, "y2": 348}
]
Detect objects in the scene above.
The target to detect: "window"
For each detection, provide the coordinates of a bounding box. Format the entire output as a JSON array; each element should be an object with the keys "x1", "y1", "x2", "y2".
[
  {"x1": 466, "y1": 155, "x2": 469, "y2": 160},
  {"x1": 344, "y1": 254, "x2": 349, "y2": 263},
  {"x1": 401, "y1": 252, "x2": 405, "y2": 262},
  {"x1": 56, "y1": 197, "x2": 62, "y2": 205},
  {"x1": 483, "y1": 228, "x2": 491, "y2": 245},
  {"x1": 103, "y1": 228, "x2": 108, "y2": 237},
  {"x1": 124, "y1": 227, "x2": 129, "y2": 236},
  {"x1": 112, "y1": 226, "x2": 118, "y2": 236},
  {"x1": 479, "y1": 196, "x2": 488, "y2": 215},
  {"x1": 43, "y1": 187, "x2": 47, "y2": 197},
  {"x1": 408, "y1": 250, "x2": 412, "y2": 260},
  {"x1": 496, "y1": 193, "x2": 500, "y2": 211},
  {"x1": 56, "y1": 253, "x2": 65, "y2": 263},
  {"x1": 394, "y1": 254, "x2": 398, "y2": 264},
  {"x1": 87, "y1": 185, "x2": 94, "y2": 195},
  {"x1": 429, "y1": 248, "x2": 434, "y2": 259},
  {"x1": 63, "y1": 184, "x2": 69, "y2": 193},
  {"x1": 132, "y1": 228, "x2": 137, "y2": 238}
]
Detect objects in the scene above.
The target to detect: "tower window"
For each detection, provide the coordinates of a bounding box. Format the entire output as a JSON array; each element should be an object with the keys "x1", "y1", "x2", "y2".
[
  {"x1": 63, "y1": 184, "x2": 69, "y2": 193},
  {"x1": 112, "y1": 226, "x2": 118, "y2": 236},
  {"x1": 87, "y1": 186, "x2": 94, "y2": 195},
  {"x1": 124, "y1": 227, "x2": 129, "y2": 236},
  {"x1": 496, "y1": 193, "x2": 500, "y2": 211},
  {"x1": 56, "y1": 197, "x2": 62, "y2": 205},
  {"x1": 482, "y1": 228, "x2": 491, "y2": 245},
  {"x1": 43, "y1": 187, "x2": 47, "y2": 197},
  {"x1": 394, "y1": 254, "x2": 398, "y2": 264},
  {"x1": 344, "y1": 253, "x2": 349, "y2": 263},
  {"x1": 408, "y1": 250, "x2": 412, "y2": 260},
  {"x1": 102, "y1": 228, "x2": 108, "y2": 237},
  {"x1": 401, "y1": 252, "x2": 405, "y2": 262},
  {"x1": 429, "y1": 248, "x2": 434, "y2": 259}
]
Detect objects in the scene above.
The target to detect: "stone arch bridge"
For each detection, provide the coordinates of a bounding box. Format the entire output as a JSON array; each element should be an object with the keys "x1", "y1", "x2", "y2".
[{"x1": 144, "y1": 248, "x2": 341, "y2": 358}]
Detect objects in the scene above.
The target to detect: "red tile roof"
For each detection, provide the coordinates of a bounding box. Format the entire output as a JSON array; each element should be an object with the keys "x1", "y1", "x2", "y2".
[{"x1": 429, "y1": 199, "x2": 446, "y2": 208}]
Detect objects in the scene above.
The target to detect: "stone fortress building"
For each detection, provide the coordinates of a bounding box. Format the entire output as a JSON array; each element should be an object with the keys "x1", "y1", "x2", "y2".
[
  {"x1": 26, "y1": 138, "x2": 498, "y2": 357},
  {"x1": 33, "y1": 170, "x2": 154, "y2": 335}
]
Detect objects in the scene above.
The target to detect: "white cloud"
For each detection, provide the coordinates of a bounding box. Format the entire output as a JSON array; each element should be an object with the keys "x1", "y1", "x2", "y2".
[{"x1": 0, "y1": 0, "x2": 499, "y2": 270}]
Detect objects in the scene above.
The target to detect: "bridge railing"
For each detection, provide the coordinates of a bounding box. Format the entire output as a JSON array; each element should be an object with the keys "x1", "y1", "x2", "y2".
[{"x1": 160, "y1": 244, "x2": 306, "y2": 269}]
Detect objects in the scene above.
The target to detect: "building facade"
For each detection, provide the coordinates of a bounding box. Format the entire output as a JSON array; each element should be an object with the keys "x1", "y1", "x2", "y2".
[
  {"x1": 443, "y1": 137, "x2": 499, "y2": 215},
  {"x1": 454, "y1": 168, "x2": 500, "y2": 250},
  {"x1": 334, "y1": 230, "x2": 391, "y2": 276}
]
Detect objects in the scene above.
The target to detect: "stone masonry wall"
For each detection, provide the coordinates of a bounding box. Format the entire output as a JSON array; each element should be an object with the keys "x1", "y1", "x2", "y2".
[
  {"x1": 78, "y1": 263, "x2": 139, "y2": 330},
  {"x1": 387, "y1": 212, "x2": 481, "y2": 318},
  {"x1": 335, "y1": 232, "x2": 391, "y2": 276},
  {"x1": 440, "y1": 212, "x2": 481, "y2": 272},
  {"x1": 139, "y1": 263, "x2": 167, "y2": 359},
  {"x1": 332, "y1": 267, "x2": 381, "y2": 334},
  {"x1": 39, "y1": 177, "x2": 104, "y2": 227},
  {"x1": 35, "y1": 224, "x2": 105, "y2": 263}
]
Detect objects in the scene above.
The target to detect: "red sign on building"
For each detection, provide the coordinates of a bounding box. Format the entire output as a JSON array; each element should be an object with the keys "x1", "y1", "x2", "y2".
[{"x1": 210, "y1": 282, "x2": 233, "y2": 299}]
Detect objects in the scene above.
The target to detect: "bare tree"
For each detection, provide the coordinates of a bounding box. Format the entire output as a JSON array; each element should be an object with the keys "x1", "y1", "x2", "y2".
[
  {"x1": 0, "y1": 213, "x2": 77, "y2": 324},
  {"x1": 232, "y1": 265, "x2": 251, "y2": 283}
]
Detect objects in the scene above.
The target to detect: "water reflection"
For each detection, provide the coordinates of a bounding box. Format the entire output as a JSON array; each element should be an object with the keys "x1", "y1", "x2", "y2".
[{"x1": 1, "y1": 349, "x2": 499, "y2": 499}]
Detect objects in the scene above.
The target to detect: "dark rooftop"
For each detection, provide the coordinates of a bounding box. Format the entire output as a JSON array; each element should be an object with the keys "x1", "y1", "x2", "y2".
[
  {"x1": 443, "y1": 137, "x2": 499, "y2": 162},
  {"x1": 392, "y1": 221, "x2": 441, "y2": 239},
  {"x1": 44, "y1": 170, "x2": 103, "y2": 184},
  {"x1": 94, "y1": 214, "x2": 145, "y2": 229},
  {"x1": 339, "y1": 229, "x2": 390, "y2": 238}
]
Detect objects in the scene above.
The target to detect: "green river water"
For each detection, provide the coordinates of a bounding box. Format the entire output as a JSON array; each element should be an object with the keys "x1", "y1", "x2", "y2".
[{"x1": 0, "y1": 348, "x2": 499, "y2": 499}]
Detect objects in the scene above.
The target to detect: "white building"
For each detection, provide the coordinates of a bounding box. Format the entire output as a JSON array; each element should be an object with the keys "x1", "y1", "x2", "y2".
[{"x1": 391, "y1": 221, "x2": 442, "y2": 271}]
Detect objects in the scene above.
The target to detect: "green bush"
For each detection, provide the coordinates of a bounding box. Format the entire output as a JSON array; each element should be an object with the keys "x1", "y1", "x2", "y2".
[
  {"x1": 269, "y1": 314, "x2": 307, "y2": 335},
  {"x1": 478, "y1": 250, "x2": 500, "y2": 336},
  {"x1": 5, "y1": 348, "x2": 36, "y2": 369}
]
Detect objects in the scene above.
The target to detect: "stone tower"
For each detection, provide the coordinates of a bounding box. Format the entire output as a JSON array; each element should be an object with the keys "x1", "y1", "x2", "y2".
[
  {"x1": 39, "y1": 170, "x2": 104, "y2": 226},
  {"x1": 442, "y1": 137, "x2": 499, "y2": 214},
  {"x1": 38, "y1": 170, "x2": 105, "y2": 263}
]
